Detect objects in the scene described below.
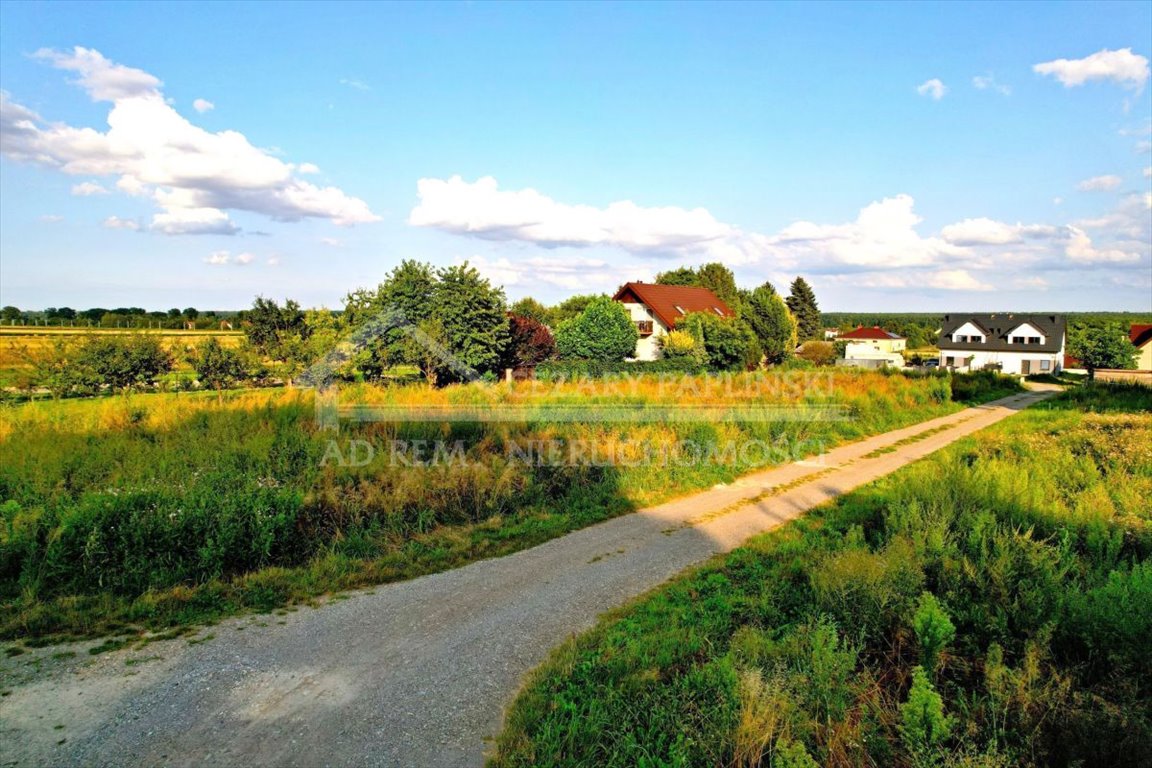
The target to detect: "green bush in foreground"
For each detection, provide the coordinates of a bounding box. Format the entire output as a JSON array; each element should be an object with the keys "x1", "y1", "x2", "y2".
[{"x1": 491, "y1": 384, "x2": 1152, "y2": 768}]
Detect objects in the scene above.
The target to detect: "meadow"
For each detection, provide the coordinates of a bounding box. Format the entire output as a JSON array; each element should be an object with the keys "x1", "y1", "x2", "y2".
[
  {"x1": 0, "y1": 327, "x2": 244, "y2": 388},
  {"x1": 0, "y1": 370, "x2": 958, "y2": 642},
  {"x1": 490, "y1": 383, "x2": 1152, "y2": 768}
]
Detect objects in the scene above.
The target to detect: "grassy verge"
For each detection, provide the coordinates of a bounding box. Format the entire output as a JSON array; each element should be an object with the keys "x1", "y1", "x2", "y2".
[
  {"x1": 490, "y1": 382, "x2": 1152, "y2": 768},
  {"x1": 1, "y1": 370, "x2": 958, "y2": 642}
]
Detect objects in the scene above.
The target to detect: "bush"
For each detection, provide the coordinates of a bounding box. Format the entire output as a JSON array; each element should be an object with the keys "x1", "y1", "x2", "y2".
[
  {"x1": 534, "y1": 357, "x2": 706, "y2": 380},
  {"x1": 796, "y1": 341, "x2": 836, "y2": 366},
  {"x1": 683, "y1": 311, "x2": 758, "y2": 371},
  {"x1": 554, "y1": 296, "x2": 638, "y2": 362},
  {"x1": 950, "y1": 370, "x2": 1024, "y2": 404},
  {"x1": 658, "y1": 329, "x2": 705, "y2": 362},
  {"x1": 501, "y1": 314, "x2": 555, "y2": 369}
]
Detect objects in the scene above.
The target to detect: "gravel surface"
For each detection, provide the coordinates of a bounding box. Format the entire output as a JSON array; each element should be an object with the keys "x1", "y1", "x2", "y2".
[{"x1": 0, "y1": 388, "x2": 1056, "y2": 768}]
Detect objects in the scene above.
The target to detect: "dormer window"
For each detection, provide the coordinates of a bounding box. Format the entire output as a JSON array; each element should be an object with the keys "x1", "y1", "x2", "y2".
[
  {"x1": 675, "y1": 305, "x2": 686, "y2": 315},
  {"x1": 1011, "y1": 336, "x2": 1025, "y2": 344},
  {"x1": 1028, "y1": 336, "x2": 1040, "y2": 344},
  {"x1": 971, "y1": 336, "x2": 983, "y2": 343}
]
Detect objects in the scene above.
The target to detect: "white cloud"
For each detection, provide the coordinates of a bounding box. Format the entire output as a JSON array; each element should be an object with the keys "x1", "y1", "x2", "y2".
[
  {"x1": 192, "y1": 98, "x2": 214, "y2": 113},
  {"x1": 410, "y1": 175, "x2": 763, "y2": 262},
  {"x1": 1077, "y1": 174, "x2": 1123, "y2": 191},
  {"x1": 1065, "y1": 226, "x2": 1140, "y2": 263},
  {"x1": 1033, "y1": 48, "x2": 1150, "y2": 89},
  {"x1": 340, "y1": 78, "x2": 370, "y2": 91},
  {"x1": 1144, "y1": 167, "x2": 1152, "y2": 178},
  {"x1": 297, "y1": 162, "x2": 320, "y2": 174},
  {"x1": 71, "y1": 181, "x2": 108, "y2": 196},
  {"x1": 320, "y1": 237, "x2": 342, "y2": 247},
  {"x1": 1, "y1": 47, "x2": 379, "y2": 236},
  {"x1": 972, "y1": 74, "x2": 1011, "y2": 95},
  {"x1": 204, "y1": 249, "x2": 260, "y2": 266},
  {"x1": 205, "y1": 250, "x2": 231, "y2": 265},
  {"x1": 467, "y1": 254, "x2": 623, "y2": 291},
  {"x1": 38, "y1": 214, "x2": 64, "y2": 223},
  {"x1": 827, "y1": 269, "x2": 993, "y2": 292},
  {"x1": 1053, "y1": 197, "x2": 1064, "y2": 206},
  {"x1": 103, "y1": 215, "x2": 140, "y2": 230},
  {"x1": 768, "y1": 194, "x2": 967, "y2": 268},
  {"x1": 234, "y1": 252, "x2": 255, "y2": 265},
  {"x1": 916, "y1": 78, "x2": 948, "y2": 100},
  {"x1": 1013, "y1": 276, "x2": 1050, "y2": 290},
  {"x1": 1138, "y1": 140, "x2": 1152, "y2": 154},
  {"x1": 941, "y1": 218, "x2": 1064, "y2": 246},
  {"x1": 267, "y1": 255, "x2": 281, "y2": 266}
]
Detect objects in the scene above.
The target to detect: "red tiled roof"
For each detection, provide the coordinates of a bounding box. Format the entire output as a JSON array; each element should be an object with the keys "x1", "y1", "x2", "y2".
[
  {"x1": 1130, "y1": 324, "x2": 1152, "y2": 347},
  {"x1": 1064, "y1": 354, "x2": 1082, "y2": 369},
  {"x1": 612, "y1": 282, "x2": 733, "y2": 329},
  {"x1": 840, "y1": 325, "x2": 904, "y2": 341}
]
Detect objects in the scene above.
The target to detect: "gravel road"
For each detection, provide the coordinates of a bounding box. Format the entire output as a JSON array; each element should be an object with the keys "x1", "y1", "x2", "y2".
[{"x1": 0, "y1": 388, "x2": 1056, "y2": 768}]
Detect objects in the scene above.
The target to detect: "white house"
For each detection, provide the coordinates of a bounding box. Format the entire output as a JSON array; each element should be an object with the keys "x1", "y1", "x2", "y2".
[
  {"x1": 612, "y1": 282, "x2": 734, "y2": 361},
  {"x1": 838, "y1": 326, "x2": 906, "y2": 367},
  {"x1": 939, "y1": 313, "x2": 1066, "y2": 375}
]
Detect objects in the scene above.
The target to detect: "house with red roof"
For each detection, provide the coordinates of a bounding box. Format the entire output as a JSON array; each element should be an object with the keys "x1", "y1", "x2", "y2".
[
  {"x1": 612, "y1": 282, "x2": 733, "y2": 360},
  {"x1": 1131, "y1": 323, "x2": 1152, "y2": 371},
  {"x1": 839, "y1": 326, "x2": 906, "y2": 367}
]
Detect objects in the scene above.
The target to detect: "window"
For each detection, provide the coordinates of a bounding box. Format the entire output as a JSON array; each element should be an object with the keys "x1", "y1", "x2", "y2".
[
  {"x1": 955, "y1": 335, "x2": 967, "y2": 343},
  {"x1": 675, "y1": 305, "x2": 685, "y2": 315},
  {"x1": 971, "y1": 336, "x2": 983, "y2": 343},
  {"x1": 1011, "y1": 336, "x2": 1025, "y2": 344},
  {"x1": 1028, "y1": 336, "x2": 1040, "y2": 344},
  {"x1": 1041, "y1": 359, "x2": 1051, "y2": 371},
  {"x1": 945, "y1": 356, "x2": 955, "y2": 366},
  {"x1": 712, "y1": 307, "x2": 724, "y2": 316}
]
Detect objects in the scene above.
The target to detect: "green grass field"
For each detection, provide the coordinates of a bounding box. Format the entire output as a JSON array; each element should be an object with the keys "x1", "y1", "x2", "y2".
[
  {"x1": 490, "y1": 383, "x2": 1152, "y2": 768},
  {"x1": 0, "y1": 370, "x2": 959, "y2": 643}
]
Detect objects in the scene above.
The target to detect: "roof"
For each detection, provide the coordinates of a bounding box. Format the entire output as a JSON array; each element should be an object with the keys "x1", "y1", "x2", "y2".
[
  {"x1": 840, "y1": 326, "x2": 904, "y2": 341},
  {"x1": 612, "y1": 282, "x2": 733, "y2": 329},
  {"x1": 1130, "y1": 324, "x2": 1152, "y2": 347},
  {"x1": 939, "y1": 313, "x2": 1066, "y2": 354}
]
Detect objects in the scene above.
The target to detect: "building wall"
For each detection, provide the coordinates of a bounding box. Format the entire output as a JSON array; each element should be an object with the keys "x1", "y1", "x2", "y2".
[
  {"x1": 619, "y1": 302, "x2": 667, "y2": 361},
  {"x1": 1136, "y1": 341, "x2": 1152, "y2": 371},
  {"x1": 939, "y1": 348, "x2": 1063, "y2": 375},
  {"x1": 845, "y1": 339, "x2": 905, "y2": 358}
]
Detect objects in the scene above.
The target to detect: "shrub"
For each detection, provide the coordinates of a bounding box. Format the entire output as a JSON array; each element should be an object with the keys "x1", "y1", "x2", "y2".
[
  {"x1": 76, "y1": 333, "x2": 174, "y2": 392},
  {"x1": 683, "y1": 311, "x2": 758, "y2": 371},
  {"x1": 900, "y1": 666, "x2": 953, "y2": 765},
  {"x1": 658, "y1": 329, "x2": 705, "y2": 362},
  {"x1": 741, "y1": 284, "x2": 798, "y2": 365},
  {"x1": 554, "y1": 296, "x2": 638, "y2": 362},
  {"x1": 912, "y1": 592, "x2": 956, "y2": 674},
  {"x1": 501, "y1": 314, "x2": 555, "y2": 369},
  {"x1": 796, "y1": 341, "x2": 836, "y2": 366}
]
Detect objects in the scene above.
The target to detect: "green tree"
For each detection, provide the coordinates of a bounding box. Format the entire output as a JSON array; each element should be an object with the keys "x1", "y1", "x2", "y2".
[
  {"x1": 549, "y1": 294, "x2": 603, "y2": 326},
  {"x1": 1070, "y1": 325, "x2": 1138, "y2": 379},
  {"x1": 695, "y1": 262, "x2": 741, "y2": 309},
  {"x1": 77, "y1": 333, "x2": 174, "y2": 393},
  {"x1": 245, "y1": 297, "x2": 309, "y2": 358},
  {"x1": 509, "y1": 297, "x2": 550, "y2": 325},
  {"x1": 900, "y1": 666, "x2": 953, "y2": 766},
  {"x1": 183, "y1": 307, "x2": 199, "y2": 320},
  {"x1": 554, "y1": 297, "x2": 638, "y2": 361},
  {"x1": 22, "y1": 336, "x2": 99, "y2": 398},
  {"x1": 189, "y1": 337, "x2": 246, "y2": 400},
  {"x1": 0, "y1": 306, "x2": 21, "y2": 323},
  {"x1": 653, "y1": 267, "x2": 699, "y2": 286},
  {"x1": 786, "y1": 277, "x2": 821, "y2": 342},
  {"x1": 429, "y1": 262, "x2": 510, "y2": 383},
  {"x1": 683, "y1": 311, "x2": 757, "y2": 370},
  {"x1": 742, "y1": 283, "x2": 798, "y2": 365}
]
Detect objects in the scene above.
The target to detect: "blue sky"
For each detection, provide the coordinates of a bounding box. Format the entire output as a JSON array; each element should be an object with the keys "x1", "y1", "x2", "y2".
[{"x1": 1, "y1": 0, "x2": 1149, "y2": 312}]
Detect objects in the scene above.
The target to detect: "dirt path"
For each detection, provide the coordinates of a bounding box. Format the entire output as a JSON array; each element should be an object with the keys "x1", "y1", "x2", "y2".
[{"x1": 0, "y1": 387, "x2": 1057, "y2": 768}]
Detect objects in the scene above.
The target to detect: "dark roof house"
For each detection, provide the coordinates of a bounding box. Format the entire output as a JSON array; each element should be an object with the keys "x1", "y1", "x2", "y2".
[
  {"x1": 940, "y1": 313, "x2": 1066, "y2": 354},
  {"x1": 612, "y1": 282, "x2": 733, "y2": 329}
]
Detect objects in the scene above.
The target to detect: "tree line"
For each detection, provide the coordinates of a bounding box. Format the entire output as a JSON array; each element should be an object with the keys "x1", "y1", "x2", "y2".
[{"x1": 14, "y1": 261, "x2": 828, "y2": 397}]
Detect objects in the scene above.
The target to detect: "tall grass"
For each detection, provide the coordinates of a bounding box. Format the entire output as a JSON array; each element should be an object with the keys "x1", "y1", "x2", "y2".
[
  {"x1": 491, "y1": 384, "x2": 1152, "y2": 768},
  {"x1": 0, "y1": 371, "x2": 956, "y2": 641}
]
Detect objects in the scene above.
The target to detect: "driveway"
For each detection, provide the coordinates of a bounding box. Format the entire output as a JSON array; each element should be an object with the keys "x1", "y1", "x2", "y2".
[{"x1": 0, "y1": 387, "x2": 1057, "y2": 768}]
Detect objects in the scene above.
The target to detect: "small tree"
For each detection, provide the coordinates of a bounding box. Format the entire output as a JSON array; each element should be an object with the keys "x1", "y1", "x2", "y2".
[
  {"x1": 742, "y1": 283, "x2": 798, "y2": 365},
  {"x1": 900, "y1": 666, "x2": 953, "y2": 767},
  {"x1": 502, "y1": 314, "x2": 556, "y2": 369},
  {"x1": 786, "y1": 277, "x2": 822, "y2": 342},
  {"x1": 1071, "y1": 325, "x2": 1138, "y2": 379},
  {"x1": 190, "y1": 337, "x2": 246, "y2": 400},
  {"x1": 797, "y1": 341, "x2": 837, "y2": 366},
  {"x1": 431, "y1": 263, "x2": 510, "y2": 383},
  {"x1": 912, "y1": 592, "x2": 956, "y2": 675},
  {"x1": 549, "y1": 294, "x2": 602, "y2": 326},
  {"x1": 555, "y1": 297, "x2": 638, "y2": 361}
]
